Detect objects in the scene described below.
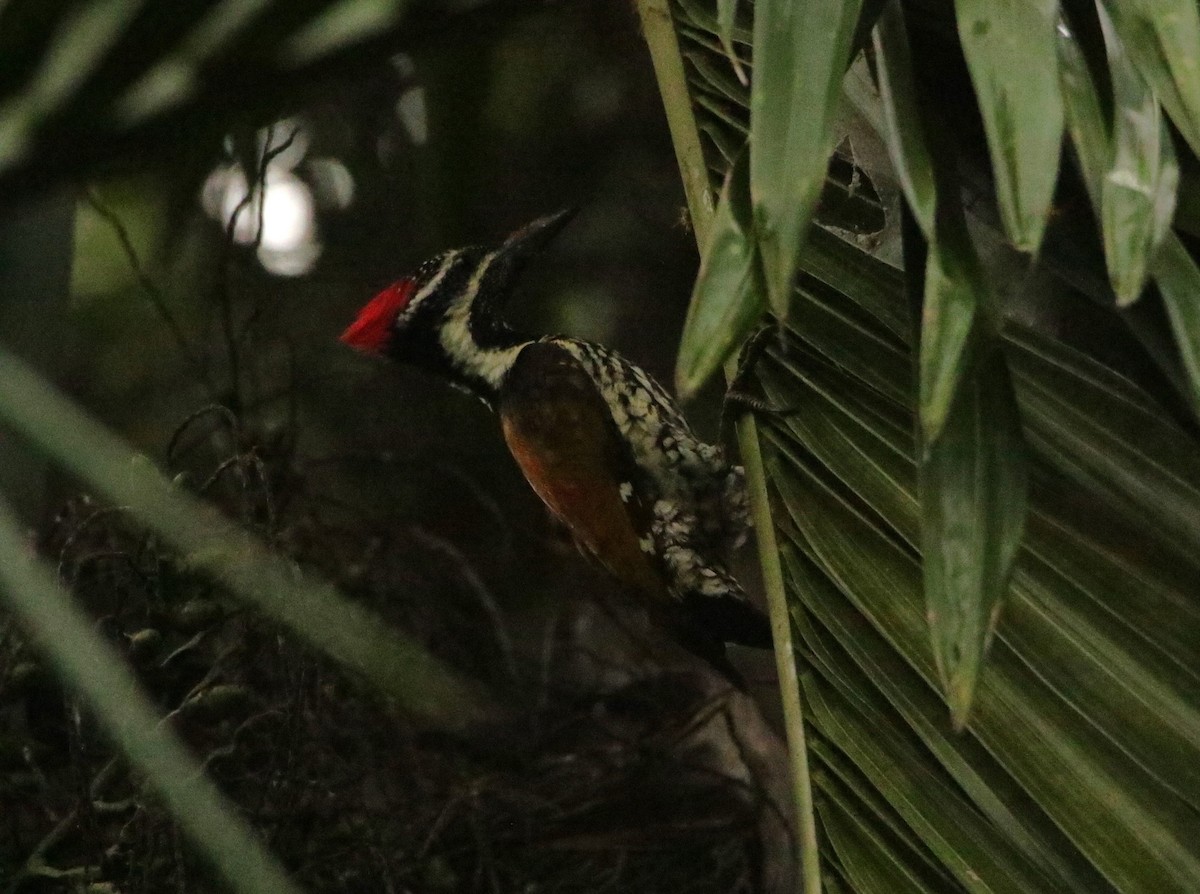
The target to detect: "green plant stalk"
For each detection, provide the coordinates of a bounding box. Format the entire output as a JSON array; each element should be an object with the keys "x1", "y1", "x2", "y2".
[
  {"x1": 0, "y1": 498, "x2": 302, "y2": 894},
  {"x1": 635, "y1": 1, "x2": 820, "y2": 891}
]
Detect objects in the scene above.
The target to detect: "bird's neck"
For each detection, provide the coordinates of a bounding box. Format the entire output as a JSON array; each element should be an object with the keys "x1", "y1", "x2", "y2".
[{"x1": 437, "y1": 299, "x2": 532, "y2": 408}]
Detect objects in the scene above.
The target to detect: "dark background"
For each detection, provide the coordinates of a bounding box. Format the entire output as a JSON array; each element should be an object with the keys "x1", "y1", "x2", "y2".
[{"x1": 13, "y1": 0, "x2": 739, "y2": 666}]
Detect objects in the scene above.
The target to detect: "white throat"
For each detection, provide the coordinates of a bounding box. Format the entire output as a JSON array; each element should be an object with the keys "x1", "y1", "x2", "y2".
[{"x1": 438, "y1": 249, "x2": 530, "y2": 393}]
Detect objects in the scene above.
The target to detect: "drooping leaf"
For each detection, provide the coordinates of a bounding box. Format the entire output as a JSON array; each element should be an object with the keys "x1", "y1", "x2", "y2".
[
  {"x1": 954, "y1": 0, "x2": 1063, "y2": 252},
  {"x1": 872, "y1": 0, "x2": 1030, "y2": 722},
  {"x1": 1098, "y1": 0, "x2": 1200, "y2": 161},
  {"x1": 646, "y1": 0, "x2": 1200, "y2": 887},
  {"x1": 676, "y1": 148, "x2": 765, "y2": 397},
  {"x1": 872, "y1": 1, "x2": 937, "y2": 235},
  {"x1": 749, "y1": 0, "x2": 862, "y2": 317},
  {"x1": 919, "y1": 347, "x2": 1028, "y2": 727},
  {"x1": 0, "y1": 499, "x2": 302, "y2": 894},
  {"x1": 1097, "y1": 4, "x2": 1179, "y2": 305}
]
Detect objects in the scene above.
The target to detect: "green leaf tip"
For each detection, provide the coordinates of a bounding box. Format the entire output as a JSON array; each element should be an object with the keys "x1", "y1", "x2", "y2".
[
  {"x1": 749, "y1": 0, "x2": 863, "y2": 319},
  {"x1": 954, "y1": 0, "x2": 1063, "y2": 254},
  {"x1": 676, "y1": 149, "x2": 766, "y2": 399},
  {"x1": 921, "y1": 348, "x2": 1028, "y2": 730}
]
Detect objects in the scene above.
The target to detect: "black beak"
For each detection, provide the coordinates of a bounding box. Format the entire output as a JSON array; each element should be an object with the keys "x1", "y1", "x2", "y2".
[
  {"x1": 476, "y1": 209, "x2": 577, "y2": 313},
  {"x1": 497, "y1": 208, "x2": 577, "y2": 264}
]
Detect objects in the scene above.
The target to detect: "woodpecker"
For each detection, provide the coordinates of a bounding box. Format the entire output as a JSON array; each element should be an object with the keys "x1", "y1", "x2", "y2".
[{"x1": 341, "y1": 210, "x2": 771, "y2": 682}]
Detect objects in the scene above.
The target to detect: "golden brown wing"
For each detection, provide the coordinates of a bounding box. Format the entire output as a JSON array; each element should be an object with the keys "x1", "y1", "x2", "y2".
[{"x1": 498, "y1": 342, "x2": 669, "y2": 603}]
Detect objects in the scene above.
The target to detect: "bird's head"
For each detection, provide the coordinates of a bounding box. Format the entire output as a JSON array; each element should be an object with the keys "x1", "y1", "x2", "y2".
[{"x1": 340, "y1": 209, "x2": 576, "y2": 365}]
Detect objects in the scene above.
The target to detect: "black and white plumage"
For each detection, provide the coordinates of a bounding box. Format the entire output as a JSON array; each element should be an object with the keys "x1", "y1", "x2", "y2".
[{"x1": 341, "y1": 211, "x2": 771, "y2": 680}]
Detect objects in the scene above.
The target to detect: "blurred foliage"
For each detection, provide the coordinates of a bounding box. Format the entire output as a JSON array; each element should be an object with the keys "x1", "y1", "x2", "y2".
[{"x1": 0, "y1": 0, "x2": 788, "y2": 891}]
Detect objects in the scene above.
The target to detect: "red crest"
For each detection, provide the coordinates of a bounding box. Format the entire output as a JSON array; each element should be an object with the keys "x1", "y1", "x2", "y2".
[{"x1": 340, "y1": 279, "x2": 415, "y2": 353}]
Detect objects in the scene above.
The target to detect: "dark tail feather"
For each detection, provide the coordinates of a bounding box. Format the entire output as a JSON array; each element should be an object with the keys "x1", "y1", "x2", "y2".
[
  {"x1": 656, "y1": 595, "x2": 773, "y2": 690},
  {"x1": 669, "y1": 623, "x2": 749, "y2": 690},
  {"x1": 683, "y1": 592, "x2": 773, "y2": 649}
]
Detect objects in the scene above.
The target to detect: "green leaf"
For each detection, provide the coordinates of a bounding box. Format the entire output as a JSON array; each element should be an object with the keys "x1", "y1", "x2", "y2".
[
  {"x1": 676, "y1": 148, "x2": 765, "y2": 397},
  {"x1": 772, "y1": 444, "x2": 1200, "y2": 891},
  {"x1": 920, "y1": 347, "x2": 1028, "y2": 727},
  {"x1": 801, "y1": 226, "x2": 910, "y2": 344},
  {"x1": 871, "y1": 1, "x2": 1006, "y2": 460},
  {"x1": 1007, "y1": 327, "x2": 1200, "y2": 558},
  {"x1": 765, "y1": 291, "x2": 1200, "y2": 870},
  {"x1": 0, "y1": 345, "x2": 490, "y2": 730},
  {"x1": 0, "y1": 500, "x2": 302, "y2": 894},
  {"x1": 817, "y1": 787, "x2": 942, "y2": 894},
  {"x1": 787, "y1": 549, "x2": 1111, "y2": 892},
  {"x1": 872, "y1": 1, "x2": 937, "y2": 236},
  {"x1": 789, "y1": 284, "x2": 913, "y2": 410},
  {"x1": 684, "y1": 49, "x2": 749, "y2": 105},
  {"x1": 1152, "y1": 234, "x2": 1200, "y2": 416},
  {"x1": 801, "y1": 670, "x2": 1056, "y2": 893},
  {"x1": 812, "y1": 737, "x2": 959, "y2": 891},
  {"x1": 1098, "y1": 0, "x2": 1200, "y2": 161},
  {"x1": 954, "y1": 0, "x2": 1063, "y2": 252},
  {"x1": 1097, "y1": 4, "x2": 1179, "y2": 305},
  {"x1": 765, "y1": 354, "x2": 1200, "y2": 794},
  {"x1": 749, "y1": 0, "x2": 862, "y2": 317}
]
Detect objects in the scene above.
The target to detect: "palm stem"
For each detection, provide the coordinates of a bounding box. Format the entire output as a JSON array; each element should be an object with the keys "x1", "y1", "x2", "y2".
[{"x1": 634, "y1": 2, "x2": 821, "y2": 891}]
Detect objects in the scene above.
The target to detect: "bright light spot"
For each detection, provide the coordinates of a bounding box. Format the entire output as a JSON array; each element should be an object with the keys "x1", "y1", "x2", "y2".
[
  {"x1": 260, "y1": 119, "x2": 309, "y2": 171},
  {"x1": 259, "y1": 170, "x2": 315, "y2": 252},
  {"x1": 199, "y1": 117, "x2": 354, "y2": 277},
  {"x1": 258, "y1": 240, "x2": 321, "y2": 276}
]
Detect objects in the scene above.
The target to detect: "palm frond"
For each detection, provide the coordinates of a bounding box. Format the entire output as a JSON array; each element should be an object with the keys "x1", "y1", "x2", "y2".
[{"x1": 640, "y1": 0, "x2": 1200, "y2": 888}]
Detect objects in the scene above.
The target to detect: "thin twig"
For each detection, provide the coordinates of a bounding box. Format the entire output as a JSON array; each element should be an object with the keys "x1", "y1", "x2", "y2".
[
  {"x1": 166, "y1": 404, "x2": 242, "y2": 468},
  {"x1": 84, "y1": 189, "x2": 213, "y2": 391},
  {"x1": 217, "y1": 125, "x2": 299, "y2": 413}
]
